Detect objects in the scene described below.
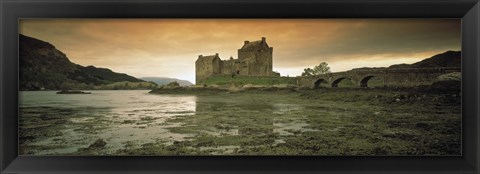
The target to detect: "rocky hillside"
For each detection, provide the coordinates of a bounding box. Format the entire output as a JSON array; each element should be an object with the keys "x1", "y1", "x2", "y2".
[
  {"x1": 389, "y1": 51, "x2": 461, "y2": 68},
  {"x1": 20, "y1": 34, "x2": 147, "y2": 90},
  {"x1": 140, "y1": 77, "x2": 193, "y2": 86}
]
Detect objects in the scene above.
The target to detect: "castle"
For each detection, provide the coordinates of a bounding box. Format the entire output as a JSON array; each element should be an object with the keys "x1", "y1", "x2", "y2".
[{"x1": 195, "y1": 37, "x2": 277, "y2": 84}]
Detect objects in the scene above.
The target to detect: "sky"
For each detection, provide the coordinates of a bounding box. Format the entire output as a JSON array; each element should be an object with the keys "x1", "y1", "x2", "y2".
[{"x1": 19, "y1": 19, "x2": 461, "y2": 84}]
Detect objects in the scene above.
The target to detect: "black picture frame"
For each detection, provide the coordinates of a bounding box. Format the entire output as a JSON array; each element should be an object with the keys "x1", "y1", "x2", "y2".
[{"x1": 1, "y1": 0, "x2": 479, "y2": 173}]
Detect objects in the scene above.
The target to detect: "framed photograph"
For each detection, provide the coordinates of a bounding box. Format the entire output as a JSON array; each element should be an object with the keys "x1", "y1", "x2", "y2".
[{"x1": 1, "y1": 0, "x2": 479, "y2": 173}]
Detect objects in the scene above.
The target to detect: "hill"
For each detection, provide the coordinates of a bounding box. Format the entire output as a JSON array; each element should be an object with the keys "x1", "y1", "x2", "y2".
[
  {"x1": 389, "y1": 51, "x2": 461, "y2": 68},
  {"x1": 19, "y1": 34, "x2": 150, "y2": 90},
  {"x1": 140, "y1": 77, "x2": 193, "y2": 86},
  {"x1": 352, "y1": 51, "x2": 461, "y2": 71}
]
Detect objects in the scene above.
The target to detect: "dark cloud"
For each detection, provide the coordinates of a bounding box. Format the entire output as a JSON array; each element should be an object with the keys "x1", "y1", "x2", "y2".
[{"x1": 19, "y1": 19, "x2": 460, "y2": 81}]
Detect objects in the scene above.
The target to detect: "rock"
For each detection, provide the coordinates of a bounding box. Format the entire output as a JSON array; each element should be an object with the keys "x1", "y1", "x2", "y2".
[
  {"x1": 242, "y1": 84, "x2": 266, "y2": 89},
  {"x1": 209, "y1": 84, "x2": 220, "y2": 88},
  {"x1": 430, "y1": 80, "x2": 461, "y2": 93},
  {"x1": 190, "y1": 85, "x2": 205, "y2": 88},
  {"x1": 395, "y1": 98, "x2": 401, "y2": 102},
  {"x1": 56, "y1": 90, "x2": 91, "y2": 94},
  {"x1": 427, "y1": 72, "x2": 461, "y2": 93},
  {"x1": 273, "y1": 84, "x2": 289, "y2": 88},
  {"x1": 166, "y1": 81, "x2": 180, "y2": 87},
  {"x1": 228, "y1": 86, "x2": 242, "y2": 92},
  {"x1": 436, "y1": 72, "x2": 461, "y2": 81},
  {"x1": 242, "y1": 84, "x2": 253, "y2": 88},
  {"x1": 88, "y1": 138, "x2": 107, "y2": 149}
]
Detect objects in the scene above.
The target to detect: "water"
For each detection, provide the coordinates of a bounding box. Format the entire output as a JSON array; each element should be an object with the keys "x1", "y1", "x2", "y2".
[
  {"x1": 19, "y1": 90, "x2": 199, "y2": 155},
  {"x1": 19, "y1": 90, "x2": 460, "y2": 155},
  {"x1": 19, "y1": 90, "x2": 311, "y2": 155}
]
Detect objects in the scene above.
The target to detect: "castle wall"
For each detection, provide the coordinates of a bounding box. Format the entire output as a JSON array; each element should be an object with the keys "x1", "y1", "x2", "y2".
[
  {"x1": 212, "y1": 58, "x2": 221, "y2": 75},
  {"x1": 237, "y1": 50, "x2": 253, "y2": 75},
  {"x1": 238, "y1": 47, "x2": 273, "y2": 76},
  {"x1": 195, "y1": 60, "x2": 212, "y2": 84},
  {"x1": 221, "y1": 59, "x2": 241, "y2": 76},
  {"x1": 195, "y1": 56, "x2": 221, "y2": 84},
  {"x1": 257, "y1": 47, "x2": 273, "y2": 76},
  {"x1": 195, "y1": 37, "x2": 275, "y2": 84}
]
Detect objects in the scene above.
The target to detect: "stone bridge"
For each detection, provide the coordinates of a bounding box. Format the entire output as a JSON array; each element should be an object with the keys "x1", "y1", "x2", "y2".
[{"x1": 296, "y1": 67, "x2": 461, "y2": 88}]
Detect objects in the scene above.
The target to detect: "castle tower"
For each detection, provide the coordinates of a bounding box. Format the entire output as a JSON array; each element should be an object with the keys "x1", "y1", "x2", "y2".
[
  {"x1": 194, "y1": 37, "x2": 274, "y2": 84},
  {"x1": 195, "y1": 53, "x2": 222, "y2": 84},
  {"x1": 237, "y1": 37, "x2": 273, "y2": 76}
]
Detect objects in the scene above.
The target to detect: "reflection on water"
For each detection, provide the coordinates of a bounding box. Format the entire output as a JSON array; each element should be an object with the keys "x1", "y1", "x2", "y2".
[
  {"x1": 19, "y1": 90, "x2": 308, "y2": 155},
  {"x1": 20, "y1": 90, "x2": 198, "y2": 155},
  {"x1": 19, "y1": 90, "x2": 461, "y2": 155}
]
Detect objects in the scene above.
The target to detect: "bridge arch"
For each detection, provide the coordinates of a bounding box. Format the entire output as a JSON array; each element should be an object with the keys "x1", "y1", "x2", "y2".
[
  {"x1": 331, "y1": 77, "x2": 352, "y2": 88},
  {"x1": 360, "y1": 75, "x2": 384, "y2": 88},
  {"x1": 313, "y1": 78, "x2": 328, "y2": 89}
]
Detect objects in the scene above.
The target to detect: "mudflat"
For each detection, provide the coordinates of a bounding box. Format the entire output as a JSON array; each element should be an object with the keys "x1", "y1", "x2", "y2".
[{"x1": 19, "y1": 88, "x2": 461, "y2": 156}]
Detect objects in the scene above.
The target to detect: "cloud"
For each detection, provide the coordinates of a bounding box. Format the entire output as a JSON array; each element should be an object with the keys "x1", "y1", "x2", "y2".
[{"x1": 19, "y1": 19, "x2": 460, "y2": 82}]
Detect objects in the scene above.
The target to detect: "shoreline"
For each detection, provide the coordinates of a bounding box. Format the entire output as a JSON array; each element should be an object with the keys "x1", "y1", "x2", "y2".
[
  {"x1": 19, "y1": 82, "x2": 461, "y2": 155},
  {"x1": 148, "y1": 83, "x2": 461, "y2": 95}
]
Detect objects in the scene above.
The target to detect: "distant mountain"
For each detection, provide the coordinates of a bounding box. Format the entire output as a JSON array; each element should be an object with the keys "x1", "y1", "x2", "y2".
[
  {"x1": 389, "y1": 51, "x2": 461, "y2": 68},
  {"x1": 140, "y1": 77, "x2": 194, "y2": 86},
  {"x1": 19, "y1": 34, "x2": 148, "y2": 90}
]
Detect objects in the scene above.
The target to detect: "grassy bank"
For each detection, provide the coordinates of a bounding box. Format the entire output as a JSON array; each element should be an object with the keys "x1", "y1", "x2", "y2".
[{"x1": 201, "y1": 75, "x2": 297, "y2": 86}]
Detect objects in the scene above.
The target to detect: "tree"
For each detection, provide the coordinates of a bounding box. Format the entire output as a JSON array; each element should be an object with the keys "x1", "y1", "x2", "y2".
[
  {"x1": 301, "y1": 68, "x2": 314, "y2": 76},
  {"x1": 312, "y1": 62, "x2": 331, "y2": 75},
  {"x1": 301, "y1": 62, "x2": 331, "y2": 76}
]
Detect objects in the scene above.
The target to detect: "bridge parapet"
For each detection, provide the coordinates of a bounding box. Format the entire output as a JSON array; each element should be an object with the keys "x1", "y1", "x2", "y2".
[
  {"x1": 351, "y1": 67, "x2": 460, "y2": 73},
  {"x1": 297, "y1": 67, "x2": 461, "y2": 88}
]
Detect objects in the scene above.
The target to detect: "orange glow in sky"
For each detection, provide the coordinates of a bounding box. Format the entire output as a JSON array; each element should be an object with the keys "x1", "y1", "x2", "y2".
[{"x1": 20, "y1": 19, "x2": 461, "y2": 83}]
